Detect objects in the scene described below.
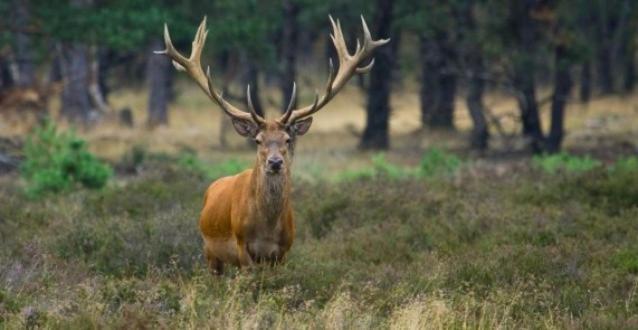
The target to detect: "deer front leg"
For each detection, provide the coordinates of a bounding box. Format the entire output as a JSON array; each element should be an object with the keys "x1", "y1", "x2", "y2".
[{"x1": 236, "y1": 239, "x2": 254, "y2": 269}]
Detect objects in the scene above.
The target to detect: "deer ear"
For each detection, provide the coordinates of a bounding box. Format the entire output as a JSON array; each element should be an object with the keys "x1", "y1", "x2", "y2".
[
  {"x1": 231, "y1": 118, "x2": 259, "y2": 137},
  {"x1": 289, "y1": 117, "x2": 313, "y2": 136}
]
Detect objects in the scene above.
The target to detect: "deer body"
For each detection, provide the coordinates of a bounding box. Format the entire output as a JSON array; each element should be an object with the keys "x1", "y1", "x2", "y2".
[
  {"x1": 158, "y1": 15, "x2": 388, "y2": 274},
  {"x1": 200, "y1": 166, "x2": 294, "y2": 271}
]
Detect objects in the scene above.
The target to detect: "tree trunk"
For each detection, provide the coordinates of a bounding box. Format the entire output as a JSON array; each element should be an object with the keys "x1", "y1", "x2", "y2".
[
  {"x1": 595, "y1": 2, "x2": 614, "y2": 94},
  {"x1": 0, "y1": 58, "x2": 13, "y2": 91},
  {"x1": 547, "y1": 45, "x2": 573, "y2": 153},
  {"x1": 359, "y1": 0, "x2": 395, "y2": 150},
  {"x1": 511, "y1": 0, "x2": 543, "y2": 153},
  {"x1": 434, "y1": 43, "x2": 456, "y2": 129},
  {"x1": 597, "y1": 46, "x2": 613, "y2": 94},
  {"x1": 419, "y1": 32, "x2": 456, "y2": 130},
  {"x1": 279, "y1": 0, "x2": 298, "y2": 112},
  {"x1": 419, "y1": 36, "x2": 439, "y2": 128},
  {"x1": 579, "y1": 60, "x2": 591, "y2": 103},
  {"x1": 88, "y1": 46, "x2": 111, "y2": 115},
  {"x1": 11, "y1": 0, "x2": 35, "y2": 88},
  {"x1": 147, "y1": 38, "x2": 173, "y2": 127},
  {"x1": 461, "y1": 1, "x2": 488, "y2": 150},
  {"x1": 623, "y1": 52, "x2": 635, "y2": 92},
  {"x1": 59, "y1": 43, "x2": 95, "y2": 124},
  {"x1": 514, "y1": 65, "x2": 543, "y2": 153},
  {"x1": 466, "y1": 57, "x2": 489, "y2": 151}
]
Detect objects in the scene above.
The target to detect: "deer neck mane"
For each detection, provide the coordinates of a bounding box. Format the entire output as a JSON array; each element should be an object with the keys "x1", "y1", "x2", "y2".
[{"x1": 250, "y1": 163, "x2": 291, "y2": 222}]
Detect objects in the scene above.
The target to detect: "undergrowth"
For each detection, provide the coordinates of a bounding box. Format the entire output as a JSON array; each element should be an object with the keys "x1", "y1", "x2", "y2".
[
  {"x1": 20, "y1": 120, "x2": 111, "y2": 197},
  {"x1": 337, "y1": 148, "x2": 462, "y2": 181},
  {"x1": 1, "y1": 153, "x2": 637, "y2": 328}
]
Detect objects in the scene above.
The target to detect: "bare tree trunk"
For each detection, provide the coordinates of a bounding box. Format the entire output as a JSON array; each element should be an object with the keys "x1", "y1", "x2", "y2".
[
  {"x1": 434, "y1": 42, "x2": 456, "y2": 129},
  {"x1": 0, "y1": 58, "x2": 13, "y2": 91},
  {"x1": 59, "y1": 43, "x2": 95, "y2": 124},
  {"x1": 466, "y1": 57, "x2": 489, "y2": 151},
  {"x1": 88, "y1": 46, "x2": 111, "y2": 115},
  {"x1": 623, "y1": 52, "x2": 635, "y2": 92},
  {"x1": 595, "y1": 1, "x2": 614, "y2": 94},
  {"x1": 580, "y1": 60, "x2": 591, "y2": 103},
  {"x1": 511, "y1": 0, "x2": 543, "y2": 153},
  {"x1": 11, "y1": 0, "x2": 35, "y2": 88},
  {"x1": 279, "y1": 0, "x2": 298, "y2": 112},
  {"x1": 419, "y1": 32, "x2": 456, "y2": 130},
  {"x1": 360, "y1": 0, "x2": 395, "y2": 150},
  {"x1": 620, "y1": 27, "x2": 636, "y2": 93},
  {"x1": 419, "y1": 36, "x2": 438, "y2": 128},
  {"x1": 461, "y1": 1, "x2": 488, "y2": 150},
  {"x1": 147, "y1": 38, "x2": 173, "y2": 127},
  {"x1": 547, "y1": 45, "x2": 573, "y2": 153}
]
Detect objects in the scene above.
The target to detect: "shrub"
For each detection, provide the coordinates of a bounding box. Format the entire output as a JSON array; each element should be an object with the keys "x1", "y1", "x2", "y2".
[
  {"x1": 609, "y1": 156, "x2": 638, "y2": 174},
  {"x1": 177, "y1": 151, "x2": 246, "y2": 180},
  {"x1": 335, "y1": 153, "x2": 412, "y2": 182},
  {"x1": 533, "y1": 152, "x2": 601, "y2": 174},
  {"x1": 20, "y1": 121, "x2": 111, "y2": 197},
  {"x1": 371, "y1": 153, "x2": 412, "y2": 179},
  {"x1": 419, "y1": 148, "x2": 462, "y2": 177}
]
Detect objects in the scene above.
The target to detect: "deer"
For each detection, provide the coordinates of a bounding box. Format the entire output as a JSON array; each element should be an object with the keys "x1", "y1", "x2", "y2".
[{"x1": 157, "y1": 15, "x2": 389, "y2": 274}]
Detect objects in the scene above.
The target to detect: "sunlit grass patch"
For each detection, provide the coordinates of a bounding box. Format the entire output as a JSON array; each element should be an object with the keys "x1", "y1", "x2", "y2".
[{"x1": 533, "y1": 152, "x2": 602, "y2": 174}]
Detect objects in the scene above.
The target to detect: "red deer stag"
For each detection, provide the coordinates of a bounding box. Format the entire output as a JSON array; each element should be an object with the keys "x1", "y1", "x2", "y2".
[{"x1": 157, "y1": 16, "x2": 389, "y2": 274}]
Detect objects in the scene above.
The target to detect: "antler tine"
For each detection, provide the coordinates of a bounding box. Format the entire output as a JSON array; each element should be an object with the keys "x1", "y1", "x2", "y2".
[
  {"x1": 280, "y1": 15, "x2": 390, "y2": 124},
  {"x1": 246, "y1": 85, "x2": 266, "y2": 125},
  {"x1": 279, "y1": 82, "x2": 297, "y2": 124},
  {"x1": 157, "y1": 17, "x2": 254, "y2": 122}
]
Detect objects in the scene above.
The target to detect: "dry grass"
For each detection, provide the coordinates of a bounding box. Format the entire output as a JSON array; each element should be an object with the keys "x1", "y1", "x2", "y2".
[{"x1": 2, "y1": 81, "x2": 637, "y2": 165}]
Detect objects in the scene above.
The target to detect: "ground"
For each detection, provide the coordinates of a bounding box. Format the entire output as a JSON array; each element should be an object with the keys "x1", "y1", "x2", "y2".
[{"x1": 0, "y1": 84, "x2": 637, "y2": 328}]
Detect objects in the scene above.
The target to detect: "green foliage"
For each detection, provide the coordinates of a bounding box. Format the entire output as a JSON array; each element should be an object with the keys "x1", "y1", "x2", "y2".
[
  {"x1": 533, "y1": 152, "x2": 602, "y2": 174},
  {"x1": 336, "y1": 153, "x2": 413, "y2": 182},
  {"x1": 337, "y1": 150, "x2": 462, "y2": 182},
  {"x1": 177, "y1": 151, "x2": 246, "y2": 180},
  {"x1": 371, "y1": 153, "x2": 411, "y2": 178},
  {"x1": 609, "y1": 156, "x2": 638, "y2": 174},
  {"x1": 419, "y1": 148, "x2": 462, "y2": 177},
  {"x1": 612, "y1": 248, "x2": 638, "y2": 274},
  {"x1": 20, "y1": 121, "x2": 111, "y2": 197}
]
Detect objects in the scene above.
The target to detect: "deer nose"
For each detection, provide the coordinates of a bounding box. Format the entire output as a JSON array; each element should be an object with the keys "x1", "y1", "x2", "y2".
[{"x1": 267, "y1": 157, "x2": 284, "y2": 171}]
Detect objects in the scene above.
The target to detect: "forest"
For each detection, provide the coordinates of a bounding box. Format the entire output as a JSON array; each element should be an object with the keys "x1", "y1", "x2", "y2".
[{"x1": 1, "y1": 0, "x2": 638, "y2": 328}]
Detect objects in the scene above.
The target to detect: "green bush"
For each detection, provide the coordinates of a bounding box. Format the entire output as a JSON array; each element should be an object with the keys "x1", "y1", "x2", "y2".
[
  {"x1": 337, "y1": 150, "x2": 461, "y2": 182},
  {"x1": 20, "y1": 121, "x2": 112, "y2": 197},
  {"x1": 336, "y1": 153, "x2": 413, "y2": 182},
  {"x1": 371, "y1": 153, "x2": 413, "y2": 179},
  {"x1": 419, "y1": 148, "x2": 462, "y2": 177},
  {"x1": 609, "y1": 156, "x2": 638, "y2": 174},
  {"x1": 533, "y1": 152, "x2": 601, "y2": 174},
  {"x1": 177, "y1": 151, "x2": 246, "y2": 180}
]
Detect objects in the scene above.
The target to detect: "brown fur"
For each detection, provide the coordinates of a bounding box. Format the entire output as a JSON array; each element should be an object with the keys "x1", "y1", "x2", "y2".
[{"x1": 198, "y1": 120, "x2": 306, "y2": 273}]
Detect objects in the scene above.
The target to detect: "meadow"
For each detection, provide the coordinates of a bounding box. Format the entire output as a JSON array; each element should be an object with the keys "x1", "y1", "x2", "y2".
[{"x1": 1, "y1": 86, "x2": 638, "y2": 328}]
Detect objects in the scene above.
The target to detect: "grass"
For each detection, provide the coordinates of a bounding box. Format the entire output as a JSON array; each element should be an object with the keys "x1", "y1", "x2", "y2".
[{"x1": 1, "y1": 153, "x2": 638, "y2": 328}]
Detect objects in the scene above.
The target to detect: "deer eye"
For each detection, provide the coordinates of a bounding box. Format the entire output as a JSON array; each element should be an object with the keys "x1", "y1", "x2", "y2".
[
  {"x1": 285, "y1": 138, "x2": 291, "y2": 144},
  {"x1": 255, "y1": 139, "x2": 262, "y2": 145}
]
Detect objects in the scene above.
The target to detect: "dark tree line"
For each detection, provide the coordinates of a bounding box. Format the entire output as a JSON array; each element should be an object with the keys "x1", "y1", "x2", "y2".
[{"x1": 0, "y1": 0, "x2": 637, "y2": 153}]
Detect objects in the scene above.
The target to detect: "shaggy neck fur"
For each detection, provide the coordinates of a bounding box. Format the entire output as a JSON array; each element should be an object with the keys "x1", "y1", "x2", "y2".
[{"x1": 251, "y1": 163, "x2": 291, "y2": 223}]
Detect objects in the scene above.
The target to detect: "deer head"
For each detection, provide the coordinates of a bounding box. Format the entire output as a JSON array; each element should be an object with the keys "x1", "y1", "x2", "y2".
[{"x1": 156, "y1": 15, "x2": 389, "y2": 175}]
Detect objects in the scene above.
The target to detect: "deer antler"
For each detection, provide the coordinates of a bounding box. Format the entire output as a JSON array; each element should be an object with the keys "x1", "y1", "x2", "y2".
[
  {"x1": 278, "y1": 15, "x2": 390, "y2": 125},
  {"x1": 155, "y1": 17, "x2": 265, "y2": 125}
]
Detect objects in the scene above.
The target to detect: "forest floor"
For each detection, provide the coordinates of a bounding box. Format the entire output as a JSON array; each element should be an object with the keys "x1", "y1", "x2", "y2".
[{"x1": 1, "y1": 86, "x2": 637, "y2": 328}]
